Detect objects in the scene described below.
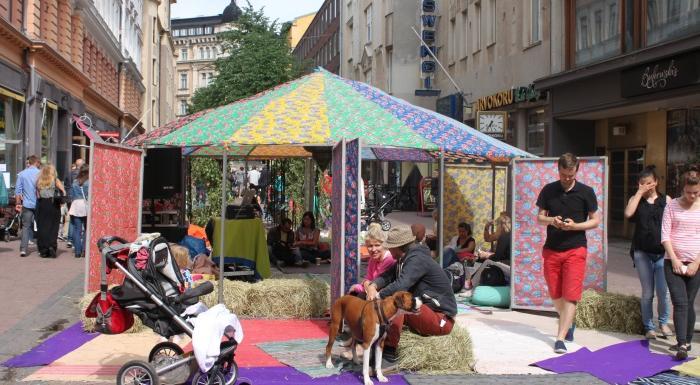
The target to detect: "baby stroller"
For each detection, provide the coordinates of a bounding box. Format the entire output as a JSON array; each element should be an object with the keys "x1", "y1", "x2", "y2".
[
  {"x1": 362, "y1": 192, "x2": 396, "y2": 231},
  {"x1": 0, "y1": 211, "x2": 21, "y2": 242},
  {"x1": 90, "y1": 235, "x2": 239, "y2": 385}
]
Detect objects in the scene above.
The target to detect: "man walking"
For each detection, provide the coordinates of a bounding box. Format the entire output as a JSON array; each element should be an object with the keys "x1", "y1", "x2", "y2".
[
  {"x1": 536, "y1": 153, "x2": 600, "y2": 354},
  {"x1": 15, "y1": 155, "x2": 41, "y2": 257},
  {"x1": 248, "y1": 166, "x2": 261, "y2": 189}
]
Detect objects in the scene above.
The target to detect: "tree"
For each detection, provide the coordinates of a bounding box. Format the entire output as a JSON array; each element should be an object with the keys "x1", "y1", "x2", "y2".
[{"x1": 189, "y1": 2, "x2": 310, "y2": 112}]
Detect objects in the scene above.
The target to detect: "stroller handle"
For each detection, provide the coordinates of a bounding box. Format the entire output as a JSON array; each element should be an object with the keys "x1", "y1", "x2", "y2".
[{"x1": 97, "y1": 236, "x2": 129, "y2": 252}]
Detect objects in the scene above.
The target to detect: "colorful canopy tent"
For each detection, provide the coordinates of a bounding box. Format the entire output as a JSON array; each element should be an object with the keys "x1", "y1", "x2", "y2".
[
  {"x1": 128, "y1": 68, "x2": 536, "y2": 302},
  {"x1": 139, "y1": 68, "x2": 531, "y2": 163}
]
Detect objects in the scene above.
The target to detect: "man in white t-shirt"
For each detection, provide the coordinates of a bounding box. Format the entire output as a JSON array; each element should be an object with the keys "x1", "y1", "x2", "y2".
[{"x1": 248, "y1": 166, "x2": 261, "y2": 187}]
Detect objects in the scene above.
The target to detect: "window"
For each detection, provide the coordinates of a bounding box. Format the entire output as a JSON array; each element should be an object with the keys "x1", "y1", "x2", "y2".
[
  {"x1": 153, "y1": 17, "x2": 157, "y2": 44},
  {"x1": 173, "y1": 29, "x2": 180, "y2": 37},
  {"x1": 180, "y1": 48, "x2": 188, "y2": 60},
  {"x1": 473, "y1": 1, "x2": 482, "y2": 52},
  {"x1": 530, "y1": 0, "x2": 541, "y2": 43},
  {"x1": 200, "y1": 73, "x2": 207, "y2": 87},
  {"x1": 205, "y1": 26, "x2": 213, "y2": 34},
  {"x1": 195, "y1": 27, "x2": 203, "y2": 35},
  {"x1": 40, "y1": 102, "x2": 56, "y2": 165},
  {"x1": 449, "y1": 17, "x2": 456, "y2": 63},
  {"x1": 0, "y1": 94, "x2": 23, "y2": 187},
  {"x1": 152, "y1": 100, "x2": 157, "y2": 127},
  {"x1": 527, "y1": 109, "x2": 546, "y2": 156},
  {"x1": 179, "y1": 72, "x2": 188, "y2": 89},
  {"x1": 199, "y1": 47, "x2": 204, "y2": 59},
  {"x1": 152, "y1": 59, "x2": 157, "y2": 85},
  {"x1": 365, "y1": 5, "x2": 372, "y2": 42},
  {"x1": 574, "y1": 0, "x2": 620, "y2": 66},
  {"x1": 206, "y1": 47, "x2": 211, "y2": 59},
  {"x1": 189, "y1": 28, "x2": 195, "y2": 35},
  {"x1": 647, "y1": 0, "x2": 700, "y2": 45},
  {"x1": 179, "y1": 100, "x2": 187, "y2": 116},
  {"x1": 486, "y1": 0, "x2": 496, "y2": 45}
]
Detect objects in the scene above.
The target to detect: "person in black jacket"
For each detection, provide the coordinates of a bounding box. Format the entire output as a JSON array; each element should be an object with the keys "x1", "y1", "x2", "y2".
[
  {"x1": 365, "y1": 226, "x2": 457, "y2": 363},
  {"x1": 267, "y1": 217, "x2": 306, "y2": 267}
]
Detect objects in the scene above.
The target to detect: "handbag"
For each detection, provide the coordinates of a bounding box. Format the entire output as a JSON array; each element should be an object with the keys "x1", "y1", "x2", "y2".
[
  {"x1": 53, "y1": 187, "x2": 66, "y2": 205},
  {"x1": 68, "y1": 185, "x2": 88, "y2": 217},
  {"x1": 84, "y1": 291, "x2": 134, "y2": 334}
]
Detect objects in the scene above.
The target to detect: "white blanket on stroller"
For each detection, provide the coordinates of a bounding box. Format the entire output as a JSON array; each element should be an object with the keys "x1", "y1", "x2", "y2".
[{"x1": 190, "y1": 304, "x2": 244, "y2": 372}]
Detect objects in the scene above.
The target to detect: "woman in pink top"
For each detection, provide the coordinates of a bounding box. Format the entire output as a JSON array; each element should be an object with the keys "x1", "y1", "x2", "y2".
[
  {"x1": 350, "y1": 223, "x2": 396, "y2": 294},
  {"x1": 662, "y1": 166, "x2": 700, "y2": 360}
]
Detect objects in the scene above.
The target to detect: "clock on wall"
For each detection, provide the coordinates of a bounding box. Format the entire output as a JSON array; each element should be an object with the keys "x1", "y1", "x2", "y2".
[{"x1": 476, "y1": 111, "x2": 507, "y2": 139}]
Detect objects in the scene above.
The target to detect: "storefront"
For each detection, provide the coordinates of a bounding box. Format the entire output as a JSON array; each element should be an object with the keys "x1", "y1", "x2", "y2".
[
  {"x1": 0, "y1": 60, "x2": 27, "y2": 190},
  {"x1": 467, "y1": 84, "x2": 549, "y2": 156},
  {"x1": 535, "y1": 46, "x2": 700, "y2": 238}
]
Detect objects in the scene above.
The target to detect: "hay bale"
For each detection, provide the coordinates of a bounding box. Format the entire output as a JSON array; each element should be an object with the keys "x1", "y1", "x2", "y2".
[
  {"x1": 398, "y1": 326, "x2": 474, "y2": 374},
  {"x1": 576, "y1": 289, "x2": 643, "y2": 335},
  {"x1": 199, "y1": 280, "x2": 252, "y2": 314},
  {"x1": 243, "y1": 278, "x2": 329, "y2": 318}
]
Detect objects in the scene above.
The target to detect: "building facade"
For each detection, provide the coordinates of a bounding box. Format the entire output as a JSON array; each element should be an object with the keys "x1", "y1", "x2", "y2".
[
  {"x1": 172, "y1": 1, "x2": 239, "y2": 117},
  {"x1": 0, "y1": 0, "x2": 152, "y2": 187},
  {"x1": 293, "y1": 0, "x2": 339, "y2": 74},
  {"x1": 431, "y1": 0, "x2": 558, "y2": 157},
  {"x1": 534, "y1": 0, "x2": 700, "y2": 237},
  {"x1": 141, "y1": 0, "x2": 177, "y2": 131},
  {"x1": 288, "y1": 12, "x2": 316, "y2": 51}
]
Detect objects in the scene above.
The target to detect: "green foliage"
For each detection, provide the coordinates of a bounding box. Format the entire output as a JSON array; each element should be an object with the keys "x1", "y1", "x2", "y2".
[
  {"x1": 277, "y1": 159, "x2": 307, "y2": 224},
  {"x1": 189, "y1": 2, "x2": 311, "y2": 113},
  {"x1": 190, "y1": 158, "x2": 224, "y2": 226}
]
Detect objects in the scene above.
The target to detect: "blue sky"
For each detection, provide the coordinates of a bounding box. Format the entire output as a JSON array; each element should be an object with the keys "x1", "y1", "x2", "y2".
[{"x1": 171, "y1": 0, "x2": 324, "y2": 23}]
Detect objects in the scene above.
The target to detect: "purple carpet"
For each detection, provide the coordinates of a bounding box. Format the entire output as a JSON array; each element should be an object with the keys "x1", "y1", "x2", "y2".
[
  {"x1": 236, "y1": 366, "x2": 408, "y2": 385},
  {"x1": 532, "y1": 340, "x2": 692, "y2": 385},
  {"x1": 2, "y1": 322, "x2": 99, "y2": 368}
]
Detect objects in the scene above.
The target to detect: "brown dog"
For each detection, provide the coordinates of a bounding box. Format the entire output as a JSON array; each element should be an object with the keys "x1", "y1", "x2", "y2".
[{"x1": 324, "y1": 291, "x2": 421, "y2": 385}]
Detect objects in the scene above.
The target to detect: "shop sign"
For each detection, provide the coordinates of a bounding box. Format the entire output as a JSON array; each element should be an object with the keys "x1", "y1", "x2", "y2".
[
  {"x1": 474, "y1": 84, "x2": 543, "y2": 112},
  {"x1": 622, "y1": 51, "x2": 700, "y2": 98},
  {"x1": 436, "y1": 93, "x2": 463, "y2": 122},
  {"x1": 418, "y1": 0, "x2": 438, "y2": 91}
]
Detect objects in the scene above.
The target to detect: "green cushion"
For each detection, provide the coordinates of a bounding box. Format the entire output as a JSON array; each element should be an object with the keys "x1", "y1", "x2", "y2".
[{"x1": 471, "y1": 286, "x2": 510, "y2": 308}]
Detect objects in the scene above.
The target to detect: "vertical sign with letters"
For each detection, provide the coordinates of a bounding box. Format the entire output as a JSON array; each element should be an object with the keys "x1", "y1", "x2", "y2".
[{"x1": 419, "y1": 0, "x2": 437, "y2": 89}]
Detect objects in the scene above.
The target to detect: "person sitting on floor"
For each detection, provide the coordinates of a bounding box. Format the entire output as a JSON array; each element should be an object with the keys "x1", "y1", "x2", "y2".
[
  {"x1": 267, "y1": 217, "x2": 307, "y2": 267},
  {"x1": 349, "y1": 223, "x2": 396, "y2": 295},
  {"x1": 442, "y1": 222, "x2": 476, "y2": 268},
  {"x1": 365, "y1": 226, "x2": 457, "y2": 364},
  {"x1": 295, "y1": 211, "x2": 330, "y2": 263}
]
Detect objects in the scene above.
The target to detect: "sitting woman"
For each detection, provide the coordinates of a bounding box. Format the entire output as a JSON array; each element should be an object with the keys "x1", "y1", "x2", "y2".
[
  {"x1": 442, "y1": 222, "x2": 476, "y2": 268},
  {"x1": 349, "y1": 223, "x2": 396, "y2": 296},
  {"x1": 295, "y1": 211, "x2": 330, "y2": 263},
  {"x1": 477, "y1": 212, "x2": 512, "y2": 265}
]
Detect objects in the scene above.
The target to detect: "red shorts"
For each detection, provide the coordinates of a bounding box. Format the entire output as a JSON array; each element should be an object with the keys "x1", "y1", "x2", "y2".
[{"x1": 542, "y1": 247, "x2": 587, "y2": 302}]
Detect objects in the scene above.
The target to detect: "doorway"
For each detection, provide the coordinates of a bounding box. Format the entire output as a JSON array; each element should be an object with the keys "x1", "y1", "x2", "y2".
[{"x1": 608, "y1": 147, "x2": 645, "y2": 238}]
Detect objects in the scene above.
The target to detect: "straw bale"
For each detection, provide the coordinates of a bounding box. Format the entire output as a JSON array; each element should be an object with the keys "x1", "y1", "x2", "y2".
[
  {"x1": 199, "y1": 280, "x2": 252, "y2": 314},
  {"x1": 397, "y1": 326, "x2": 474, "y2": 374},
  {"x1": 575, "y1": 289, "x2": 643, "y2": 335},
  {"x1": 242, "y1": 278, "x2": 330, "y2": 318}
]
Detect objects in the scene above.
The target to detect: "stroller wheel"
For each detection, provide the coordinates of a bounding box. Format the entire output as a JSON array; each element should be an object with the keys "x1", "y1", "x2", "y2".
[
  {"x1": 117, "y1": 360, "x2": 160, "y2": 385},
  {"x1": 2, "y1": 233, "x2": 8, "y2": 242},
  {"x1": 381, "y1": 220, "x2": 392, "y2": 231},
  {"x1": 148, "y1": 342, "x2": 184, "y2": 363},
  {"x1": 222, "y1": 361, "x2": 238, "y2": 385},
  {"x1": 192, "y1": 370, "x2": 226, "y2": 385}
]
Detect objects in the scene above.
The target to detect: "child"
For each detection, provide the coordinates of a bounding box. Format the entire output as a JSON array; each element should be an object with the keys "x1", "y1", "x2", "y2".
[{"x1": 170, "y1": 244, "x2": 193, "y2": 289}]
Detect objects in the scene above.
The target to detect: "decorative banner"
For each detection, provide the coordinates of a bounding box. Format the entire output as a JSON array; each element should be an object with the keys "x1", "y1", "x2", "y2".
[
  {"x1": 330, "y1": 140, "x2": 344, "y2": 303},
  {"x1": 443, "y1": 165, "x2": 507, "y2": 249},
  {"x1": 85, "y1": 143, "x2": 144, "y2": 293},
  {"x1": 344, "y1": 139, "x2": 360, "y2": 293},
  {"x1": 511, "y1": 158, "x2": 607, "y2": 311}
]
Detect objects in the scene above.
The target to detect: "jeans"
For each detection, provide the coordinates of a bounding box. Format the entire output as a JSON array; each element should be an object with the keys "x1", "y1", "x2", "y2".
[
  {"x1": 70, "y1": 215, "x2": 87, "y2": 256},
  {"x1": 634, "y1": 251, "x2": 670, "y2": 332},
  {"x1": 20, "y1": 207, "x2": 35, "y2": 253},
  {"x1": 664, "y1": 260, "x2": 700, "y2": 345},
  {"x1": 443, "y1": 248, "x2": 459, "y2": 268}
]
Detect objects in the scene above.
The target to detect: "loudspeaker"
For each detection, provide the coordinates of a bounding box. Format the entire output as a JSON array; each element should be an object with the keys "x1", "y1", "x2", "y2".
[{"x1": 144, "y1": 148, "x2": 182, "y2": 198}]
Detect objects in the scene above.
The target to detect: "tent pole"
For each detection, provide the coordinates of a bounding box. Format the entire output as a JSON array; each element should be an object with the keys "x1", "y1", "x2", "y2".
[
  {"x1": 491, "y1": 163, "x2": 497, "y2": 250},
  {"x1": 438, "y1": 150, "x2": 444, "y2": 268},
  {"x1": 218, "y1": 152, "x2": 228, "y2": 304}
]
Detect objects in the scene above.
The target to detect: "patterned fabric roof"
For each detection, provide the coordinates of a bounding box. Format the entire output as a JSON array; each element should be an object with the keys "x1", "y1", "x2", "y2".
[{"x1": 143, "y1": 68, "x2": 534, "y2": 162}]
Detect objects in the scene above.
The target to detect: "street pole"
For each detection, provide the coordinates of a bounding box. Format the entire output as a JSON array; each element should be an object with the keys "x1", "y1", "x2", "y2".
[
  {"x1": 218, "y1": 151, "x2": 228, "y2": 304},
  {"x1": 438, "y1": 149, "x2": 444, "y2": 268}
]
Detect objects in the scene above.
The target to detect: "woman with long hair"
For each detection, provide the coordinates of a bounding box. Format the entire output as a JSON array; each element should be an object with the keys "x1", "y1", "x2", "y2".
[
  {"x1": 295, "y1": 211, "x2": 330, "y2": 263},
  {"x1": 69, "y1": 166, "x2": 90, "y2": 258},
  {"x1": 35, "y1": 164, "x2": 65, "y2": 258},
  {"x1": 662, "y1": 166, "x2": 700, "y2": 359},
  {"x1": 624, "y1": 165, "x2": 672, "y2": 340}
]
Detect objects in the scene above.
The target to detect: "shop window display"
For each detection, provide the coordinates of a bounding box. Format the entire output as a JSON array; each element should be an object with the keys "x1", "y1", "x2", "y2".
[
  {"x1": 0, "y1": 95, "x2": 23, "y2": 189},
  {"x1": 666, "y1": 109, "x2": 700, "y2": 197}
]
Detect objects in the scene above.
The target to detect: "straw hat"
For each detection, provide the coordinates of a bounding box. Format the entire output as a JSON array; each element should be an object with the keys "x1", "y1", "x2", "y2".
[{"x1": 383, "y1": 226, "x2": 416, "y2": 249}]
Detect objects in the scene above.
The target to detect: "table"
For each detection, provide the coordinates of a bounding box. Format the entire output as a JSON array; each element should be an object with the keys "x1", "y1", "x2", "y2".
[{"x1": 210, "y1": 218, "x2": 271, "y2": 279}]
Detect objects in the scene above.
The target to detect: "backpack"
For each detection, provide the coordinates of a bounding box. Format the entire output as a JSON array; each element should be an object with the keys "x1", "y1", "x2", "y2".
[
  {"x1": 481, "y1": 265, "x2": 508, "y2": 286},
  {"x1": 444, "y1": 262, "x2": 466, "y2": 293}
]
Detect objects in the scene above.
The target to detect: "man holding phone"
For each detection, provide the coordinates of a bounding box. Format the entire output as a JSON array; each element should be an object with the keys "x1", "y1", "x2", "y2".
[{"x1": 536, "y1": 153, "x2": 601, "y2": 354}]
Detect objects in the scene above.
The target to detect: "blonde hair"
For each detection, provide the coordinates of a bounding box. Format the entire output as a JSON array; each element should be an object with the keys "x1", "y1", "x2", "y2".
[
  {"x1": 37, "y1": 164, "x2": 57, "y2": 190},
  {"x1": 169, "y1": 244, "x2": 191, "y2": 269},
  {"x1": 497, "y1": 213, "x2": 512, "y2": 233},
  {"x1": 366, "y1": 223, "x2": 387, "y2": 243}
]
